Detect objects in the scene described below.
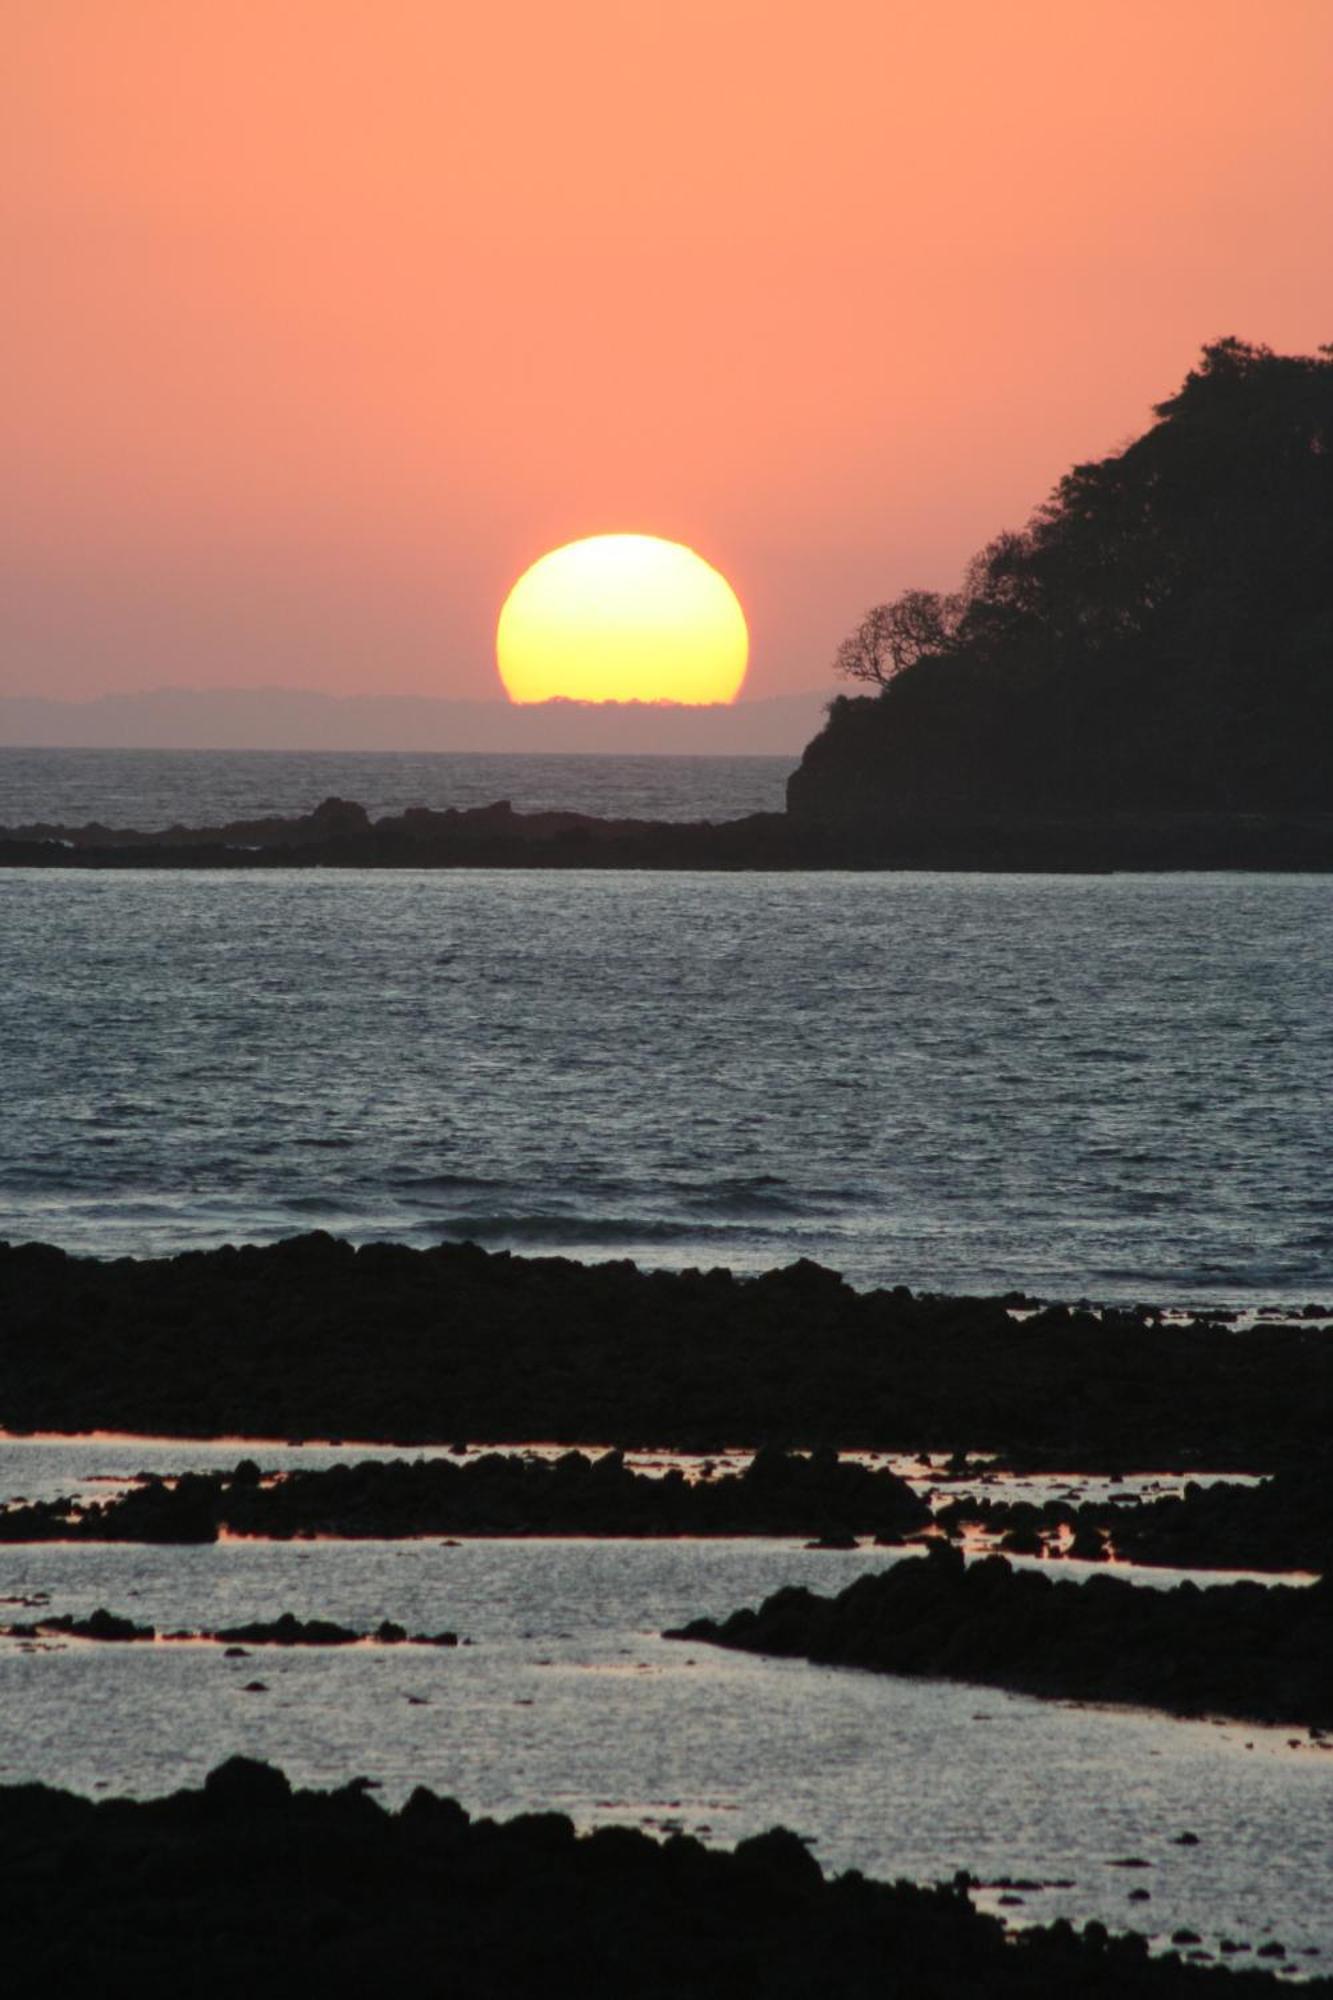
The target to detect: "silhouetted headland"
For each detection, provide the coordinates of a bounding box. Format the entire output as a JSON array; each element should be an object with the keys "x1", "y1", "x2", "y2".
[
  {"x1": 0, "y1": 1758, "x2": 1322, "y2": 1994},
  {"x1": 6, "y1": 343, "x2": 1332, "y2": 872},
  {"x1": 790, "y1": 341, "x2": 1333, "y2": 829},
  {"x1": 2, "y1": 1235, "x2": 1329, "y2": 1471},
  {"x1": 668, "y1": 1542, "x2": 1333, "y2": 1732}
]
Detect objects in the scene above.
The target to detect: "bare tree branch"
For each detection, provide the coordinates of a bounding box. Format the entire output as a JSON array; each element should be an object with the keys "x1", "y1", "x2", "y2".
[{"x1": 833, "y1": 590, "x2": 963, "y2": 688}]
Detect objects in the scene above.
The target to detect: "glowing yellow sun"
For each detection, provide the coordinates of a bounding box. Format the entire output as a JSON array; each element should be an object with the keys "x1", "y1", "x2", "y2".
[{"x1": 496, "y1": 533, "x2": 748, "y2": 704}]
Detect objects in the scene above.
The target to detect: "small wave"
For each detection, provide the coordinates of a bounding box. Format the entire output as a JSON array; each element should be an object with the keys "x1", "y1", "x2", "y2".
[
  {"x1": 411, "y1": 1210, "x2": 761, "y2": 1249},
  {"x1": 677, "y1": 1175, "x2": 861, "y2": 1220},
  {"x1": 388, "y1": 1172, "x2": 518, "y2": 1194}
]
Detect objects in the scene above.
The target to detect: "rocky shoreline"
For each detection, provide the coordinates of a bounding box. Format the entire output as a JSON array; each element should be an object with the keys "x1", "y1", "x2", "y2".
[
  {"x1": 668, "y1": 1543, "x2": 1333, "y2": 1732},
  {"x1": 0, "y1": 1606, "x2": 461, "y2": 1646},
  {"x1": 2, "y1": 1234, "x2": 1329, "y2": 1469},
  {"x1": 0, "y1": 1757, "x2": 1322, "y2": 1994},
  {"x1": 0, "y1": 1446, "x2": 929, "y2": 1545},
  {"x1": 938, "y1": 1465, "x2": 1333, "y2": 1575},
  {"x1": 5, "y1": 793, "x2": 1333, "y2": 870}
]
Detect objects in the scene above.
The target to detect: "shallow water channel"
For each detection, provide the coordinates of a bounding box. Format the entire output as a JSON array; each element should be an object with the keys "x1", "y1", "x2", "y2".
[{"x1": 0, "y1": 1438, "x2": 1328, "y2": 1973}]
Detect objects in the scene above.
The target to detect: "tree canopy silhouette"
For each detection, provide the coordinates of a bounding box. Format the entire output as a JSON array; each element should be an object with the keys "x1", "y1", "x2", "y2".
[
  {"x1": 834, "y1": 589, "x2": 963, "y2": 688},
  {"x1": 803, "y1": 339, "x2": 1333, "y2": 816}
]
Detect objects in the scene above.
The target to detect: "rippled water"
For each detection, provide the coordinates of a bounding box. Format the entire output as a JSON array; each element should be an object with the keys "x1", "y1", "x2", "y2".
[
  {"x1": 7, "y1": 762, "x2": 1331, "y2": 1967},
  {"x1": 1, "y1": 1522, "x2": 1329, "y2": 1968},
  {"x1": 5, "y1": 867, "x2": 1333, "y2": 1303},
  {"x1": 0, "y1": 746, "x2": 791, "y2": 827}
]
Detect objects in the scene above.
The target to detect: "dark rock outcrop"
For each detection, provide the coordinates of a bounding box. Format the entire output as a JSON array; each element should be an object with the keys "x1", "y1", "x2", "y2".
[
  {"x1": 0, "y1": 1445, "x2": 929, "y2": 1545},
  {"x1": 937, "y1": 1466, "x2": 1333, "y2": 1576},
  {"x1": 0, "y1": 1608, "x2": 459, "y2": 1646},
  {"x1": 6, "y1": 792, "x2": 1333, "y2": 871},
  {"x1": 1, "y1": 1236, "x2": 1329, "y2": 1469},
  {"x1": 7, "y1": 792, "x2": 1328, "y2": 864},
  {"x1": 0, "y1": 1759, "x2": 1320, "y2": 1996},
  {"x1": 668, "y1": 1543, "x2": 1333, "y2": 1730}
]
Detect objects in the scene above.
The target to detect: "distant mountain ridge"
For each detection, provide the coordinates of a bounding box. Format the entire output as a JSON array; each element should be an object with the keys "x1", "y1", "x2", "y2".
[{"x1": 0, "y1": 686, "x2": 829, "y2": 755}]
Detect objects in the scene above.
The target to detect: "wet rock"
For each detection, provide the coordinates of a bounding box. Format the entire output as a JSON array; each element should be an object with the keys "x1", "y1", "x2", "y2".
[
  {"x1": 667, "y1": 1551, "x2": 1333, "y2": 1731},
  {"x1": 0, "y1": 1607, "x2": 155, "y2": 1643},
  {"x1": 3, "y1": 1236, "x2": 1331, "y2": 1476},
  {"x1": 0, "y1": 1444, "x2": 930, "y2": 1545},
  {"x1": 202, "y1": 1757, "x2": 291, "y2": 1810}
]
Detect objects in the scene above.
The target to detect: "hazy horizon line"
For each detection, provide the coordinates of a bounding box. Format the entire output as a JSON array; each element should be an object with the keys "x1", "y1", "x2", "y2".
[
  {"x1": 0, "y1": 684, "x2": 832, "y2": 756},
  {"x1": 0, "y1": 682, "x2": 828, "y2": 708}
]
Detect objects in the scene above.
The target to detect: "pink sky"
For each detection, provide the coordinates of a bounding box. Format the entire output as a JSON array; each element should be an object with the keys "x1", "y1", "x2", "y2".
[{"x1": 4, "y1": 0, "x2": 1332, "y2": 708}]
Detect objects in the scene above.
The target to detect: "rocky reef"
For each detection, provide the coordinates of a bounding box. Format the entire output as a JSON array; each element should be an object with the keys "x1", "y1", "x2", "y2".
[
  {"x1": 0, "y1": 1758, "x2": 1321, "y2": 1994},
  {"x1": 1, "y1": 1235, "x2": 1329, "y2": 1470},
  {"x1": 0, "y1": 1607, "x2": 460, "y2": 1646},
  {"x1": 0, "y1": 1446, "x2": 929, "y2": 1545},
  {"x1": 668, "y1": 1542, "x2": 1333, "y2": 1732},
  {"x1": 5, "y1": 791, "x2": 1333, "y2": 869},
  {"x1": 937, "y1": 1465, "x2": 1333, "y2": 1575}
]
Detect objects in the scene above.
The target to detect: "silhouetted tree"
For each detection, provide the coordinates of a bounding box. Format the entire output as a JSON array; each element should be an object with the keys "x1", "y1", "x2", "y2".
[
  {"x1": 802, "y1": 338, "x2": 1333, "y2": 815},
  {"x1": 834, "y1": 589, "x2": 963, "y2": 688}
]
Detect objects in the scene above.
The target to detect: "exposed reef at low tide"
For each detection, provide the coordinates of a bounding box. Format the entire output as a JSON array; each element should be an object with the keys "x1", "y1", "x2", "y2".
[
  {"x1": 938, "y1": 1465, "x2": 1333, "y2": 1576},
  {"x1": 0, "y1": 1607, "x2": 461, "y2": 1646},
  {"x1": 0, "y1": 1446, "x2": 929, "y2": 1545},
  {"x1": 0, "y1": 1758, "x2": 1323, "y2": 1994},
  {"x1": 668, "y1": 1542, "x2": 1333, "y2": 1732},
  {"x1": 2, "y1": 1234, "x2": 1329, "y2": 1471}
]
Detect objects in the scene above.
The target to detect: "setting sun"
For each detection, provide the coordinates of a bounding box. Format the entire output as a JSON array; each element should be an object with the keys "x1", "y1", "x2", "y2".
[{"x1": 496, "y1": 534, "x2": 748, "y2": 704}]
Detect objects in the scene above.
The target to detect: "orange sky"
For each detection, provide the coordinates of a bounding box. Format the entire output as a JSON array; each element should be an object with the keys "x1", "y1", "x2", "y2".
[{"x1": 4, "y1": 0, "x2": 1331, "y2": 706}]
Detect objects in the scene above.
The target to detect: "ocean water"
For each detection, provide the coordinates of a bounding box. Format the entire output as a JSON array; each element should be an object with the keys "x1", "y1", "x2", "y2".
[
  {"x1": 5, "y1": 767, "x2": 1332, "y2": 1963},
  {"x1": 0, "y1": 745, "x2": 792, "y2": 827},
  {"x1": 0, "y1": 1496, "x2": 1328, "y2": 1966},
  {"x1": 3, "y1": 866, "x2": 1333, "y2": 1304}
]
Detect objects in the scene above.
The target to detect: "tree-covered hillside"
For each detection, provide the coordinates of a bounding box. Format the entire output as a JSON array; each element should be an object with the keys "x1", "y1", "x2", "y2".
[{"x1": 789, "y1": 341, "x2": 1333, "y2": 819}]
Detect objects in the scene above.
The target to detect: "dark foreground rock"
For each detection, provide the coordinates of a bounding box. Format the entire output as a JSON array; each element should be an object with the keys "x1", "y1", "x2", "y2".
[
  {"x1": 0, "y1": 1447, "x2": 928, "y2": 1544},
  {"x1": 667, "y1": 1544, "x2": 1333, "y2": 1731},
  {"x1": 937, "y1": 1466, "x2": 1333, "y2": 1575},
  {"x1": 0, "y1": 1759, "x2": 1321, "y2": 1997},
  {"x1": 0, "y1": 1608, "x2": 459, "y2": 1646},
  {"x1": 2, "y1": 1235, "x2": 1331, "y2": 1470}
]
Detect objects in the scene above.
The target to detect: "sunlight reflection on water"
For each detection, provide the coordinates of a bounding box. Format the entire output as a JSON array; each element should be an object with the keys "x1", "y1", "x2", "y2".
[
  {"x1": 0, "y1": 1531, "x2": 1329, "y2": 1970},
  {"x1": 5, "y1": 868, "x2": 1333, "y2": 1304}
]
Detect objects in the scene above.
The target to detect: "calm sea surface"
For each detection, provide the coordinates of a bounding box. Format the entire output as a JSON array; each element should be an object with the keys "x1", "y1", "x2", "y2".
[
  {"x1": 0, "y1": 1439, "x2": 1329, "y2": 1965},
  {"x1": 0, "y1": 745, "x2": 792, "y2": 826},
  {"x1": 4, "y1": 862, "x2": 1332, "y2": 1304}
]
